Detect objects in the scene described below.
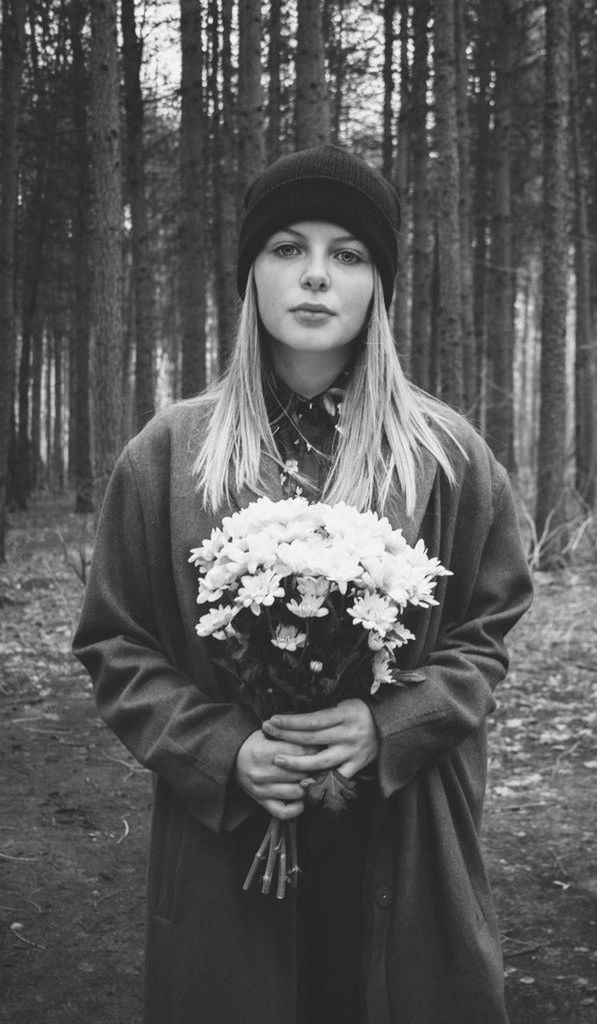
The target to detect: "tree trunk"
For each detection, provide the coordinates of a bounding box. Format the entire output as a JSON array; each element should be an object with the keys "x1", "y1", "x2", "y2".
[
  {"x1": 53, "y1": 333, "x2": 64, "y2": 492},
  {"x1": 394, "y1": 1, "x2": 409, "y2": 361},
  {"x1": 0, "y1": 0, "x2": 26, "y2": 560},
  {"x1": 410, "y1": 0, "x2": 432, "y2": 391},
  {"x1": 267, "y1": 0, "x2": 283, "y2": 162},
  {"x1": 382, "y1": 0, "x2": 397, "y2": 180},
  {"x1": 324, "y1": 0, "x2": 346, "y2": 144},
  {"x1": 45, "y1": 334, "x2": 53, "y2": 482},
  {"x1": 454, "y1": 0, "x2": 475, "y2": 415},
  {"x1": 211, "y1": 0, "x2": 239, "y2": 367},
  {"x1": 122, "y1": 0, "x2": 155, "y2": 431},
  {"x1": 296, "y1": 0, "x2": 330, "y2": 148},
  {"x1": 70, "y1": 0, "x2": 93, "y2": 512},
  {"x1": 485, "y1": 0, "x2": 516, "y2": 470},
  {"x1": 30, "y1": 324, "x2": 43, "y2": 489},
  {"x1": 179, "y1": 0, "x2": 207, "y2": 396},
  {"x1": 535, "y1": 0, "x2": 571, "y2": 564},
  {"x1": 571, "y1": 24, "x2": 596, "y2": 506},
  {"x1": 433, "y1": 0, "x2": 462, "y2": 407},
  {"x1": 471, "y1": 6, "x2": 492, "y2": 435},
  {"x1": 89, "y1": 0, "x2": 125, "y2": 506},
  {"x1": 238, "y1": 0, "x2": 265, "y2": 196}
]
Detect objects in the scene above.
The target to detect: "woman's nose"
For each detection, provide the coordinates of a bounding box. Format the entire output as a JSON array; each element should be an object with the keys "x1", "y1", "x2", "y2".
[{"x1": 300, "y1": 255, "x2": 330, "y2": 291}]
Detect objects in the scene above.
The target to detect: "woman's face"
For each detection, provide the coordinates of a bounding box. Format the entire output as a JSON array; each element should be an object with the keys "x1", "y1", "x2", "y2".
[{"x1": 253, "y1": 221, "x2": 375, "y2": 360}]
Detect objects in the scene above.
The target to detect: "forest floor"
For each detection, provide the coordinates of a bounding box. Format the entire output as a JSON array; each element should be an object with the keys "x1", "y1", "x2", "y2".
[{"x1": 0, "y1": 494, "x2": 596, "y2": 1024}]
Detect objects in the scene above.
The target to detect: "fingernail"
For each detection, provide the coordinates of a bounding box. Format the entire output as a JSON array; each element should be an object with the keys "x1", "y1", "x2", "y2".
[{"x1": 300, "y1": 778, "x2": 314, "y2": 788}]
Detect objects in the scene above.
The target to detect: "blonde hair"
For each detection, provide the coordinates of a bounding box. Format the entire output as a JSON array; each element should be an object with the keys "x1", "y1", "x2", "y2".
[{"x1": 193, "y1": 268, "x2": 461, "y2": 516}]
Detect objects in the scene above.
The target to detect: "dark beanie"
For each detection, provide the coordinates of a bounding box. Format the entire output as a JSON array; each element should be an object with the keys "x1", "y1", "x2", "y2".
[{"x1": 237, "y1": 144, "x2": 400, "y2": 309}]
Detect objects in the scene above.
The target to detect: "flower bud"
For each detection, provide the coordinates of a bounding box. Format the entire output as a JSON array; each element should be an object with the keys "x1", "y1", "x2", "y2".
[{"x1": 367, "y1": 631, "x2": 385, "y2": 651}]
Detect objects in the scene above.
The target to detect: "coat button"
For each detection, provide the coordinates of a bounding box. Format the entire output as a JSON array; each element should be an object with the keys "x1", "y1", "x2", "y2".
[{"x1": 374, "y1": 884, "x2": 393, "y2": 908}]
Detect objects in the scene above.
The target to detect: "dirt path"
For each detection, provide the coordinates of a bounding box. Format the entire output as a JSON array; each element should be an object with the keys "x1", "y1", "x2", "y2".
[{"x1": 1, "y1": 496, "x2": 596, "y2": 1023}]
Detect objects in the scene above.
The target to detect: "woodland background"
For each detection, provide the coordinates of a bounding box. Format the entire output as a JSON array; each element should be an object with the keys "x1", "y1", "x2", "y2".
[
  {"x1": 0, "y1": 0, "x2": 595, "y2": 563},
  {"x1": 0, "y1": 3, "x2": 596, "y2": 1022}
]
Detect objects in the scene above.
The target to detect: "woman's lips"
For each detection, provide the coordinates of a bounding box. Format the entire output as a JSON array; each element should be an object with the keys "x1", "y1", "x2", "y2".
[{"x1": 290, "y1": 304, "x2": 335, "y2": 323}]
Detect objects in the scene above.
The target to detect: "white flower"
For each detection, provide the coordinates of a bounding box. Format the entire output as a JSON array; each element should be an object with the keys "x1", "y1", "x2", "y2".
[
  {"x1": 370, "y1": 648, "x2": 395, "y2": 694},
  {"x1": 224, "y1": 533, "x2": 280, "y2": 576},
  {"x1": 189, "y1": 527, "x2": 226, "y2": 568},
  {"x1": 235, "y1": 568, "x2": 285, "y2": 615},
  {"x1": 296, "y1": 575, "x2": 330, "y2": 599},
  {"x1": 367, "y1": 631, "x2": 386, "y2": 651},
  {"x1": 286, "y1": 596, "x2": 329, "y2": 619},
  {"x1": 271, "y1": 624, "x2": 307, "y2": 651},
  {"x1": 197, "y1": 562, "x2": 236, "y2": 603},
  {"x1": 389, "y1": 623, "x2": 416, "y2": 647},
  {"x1": 310, "y1": 660, "x2": 323, "y2": 673},
  {"x1": 276, "y1": 536, "x2": 328, "y2": 576},
  {"x1": 347, "y1": 592, "x2": 398, "y2": 635},
  {"x1": 307, "y1": 541, "x2": 363, "y2": 594},
  {"x1": 222, "y1": 496, "x2": 312, "y2": 540},
  {"x1": 195, "y1": 604, "x2": 239, "y2": 638}
]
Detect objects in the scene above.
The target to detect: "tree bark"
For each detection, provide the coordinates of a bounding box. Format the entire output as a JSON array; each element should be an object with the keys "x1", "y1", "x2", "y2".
[
  {"x1": 410, "y1": 0, "x2": 432, "y2": 391},
  {"x1": 296, "y1": 0, "x2": 331, "y2": 148},
  {"x1": 394, "y1": 1, "x2": 409, "y2": 361},
  {"x1": 471, "y1": 4, "x2": 492, "y2": 435},
  {"x1": 433, "y1": 0, "x2": 463, "y2": 407},
  {"x1": 0, "y1": 0, "x2": 26, "y2": 560},
  {"x1": 30, "y1": 325, "x2": 43, "y2": 489},
  {"x1": 210, "y1": 0, "x2": 239, "y2": 366},
  {"x1": 238, "y1": 0, "x2": 265, "y2": 196},
  {"x1": 454, "y1": 0, "x2": 475, "y2": 415},
  {"x1": 89, "y1": 0, "x2": 125, "y2": 507},
  {"x1": 179, "y1": 0, "x2": 207, "y2": 396},
  {"x1": 382, "y1": 0, "x2": 397, "y2": 180},
  {"x1": 485, "y1": 0, "x2": 516, "y2": 470},
  {"x1": 571, "y1": 22, "x2": 596, "y2": 506},
  {"x1": 267, "y1": 0, "x2": 283, "y2": 162},
  {"x1": 122, "y1": 0, "x2": 156, "y2": 430},
  {"x1": 535, "y1": 0, "x2": 571, "y2": 564},
  {"x1": 69, "y1": 0, "x2": 94, "y2": 512},
  {"x1": 53, "y1": 332, "x2": 64, "y2": 492}
]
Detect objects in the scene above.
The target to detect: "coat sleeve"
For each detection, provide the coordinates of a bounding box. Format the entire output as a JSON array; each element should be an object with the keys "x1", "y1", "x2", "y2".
[
  {"x1": 72, "y1": 446, "x2": 259, "y2": 834},
  {"x1": 369, "y1": 472, "x2": 533, "y2": 797}
]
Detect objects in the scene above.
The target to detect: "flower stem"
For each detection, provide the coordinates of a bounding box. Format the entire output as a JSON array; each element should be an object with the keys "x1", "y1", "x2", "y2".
[
  {"x1": 288, "y1": 820, "x2": 300, "y2": 887},
  {"x1": 261, "y1": 818, "x2": 281, "y2": 894},
  {"x1": 242, "y1": 818, "x2": 275, "y2": 892},
  {"x1": 276, "y1": 827, "x2": 287, "y2": 900}
]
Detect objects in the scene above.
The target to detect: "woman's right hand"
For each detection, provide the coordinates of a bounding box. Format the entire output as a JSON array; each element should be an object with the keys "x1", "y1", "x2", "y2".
[{"x1": 235, "y1": 730, "x2": 314, "y2": 820}]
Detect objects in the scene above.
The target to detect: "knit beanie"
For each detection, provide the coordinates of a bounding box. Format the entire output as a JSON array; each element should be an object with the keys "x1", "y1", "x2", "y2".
[{"x1": 237, "y1": 144, "x2": 400, "y2": 309}]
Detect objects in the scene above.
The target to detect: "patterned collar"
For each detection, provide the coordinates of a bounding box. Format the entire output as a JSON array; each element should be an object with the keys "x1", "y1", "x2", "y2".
[{"x1": 264, "y1": 368, "x2": 350, "y2": 429}]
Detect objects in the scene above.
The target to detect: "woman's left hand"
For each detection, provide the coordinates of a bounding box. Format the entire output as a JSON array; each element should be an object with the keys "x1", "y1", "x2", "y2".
[{"x1": 261, "y1": 698, "x2": 378, "y2": 781}]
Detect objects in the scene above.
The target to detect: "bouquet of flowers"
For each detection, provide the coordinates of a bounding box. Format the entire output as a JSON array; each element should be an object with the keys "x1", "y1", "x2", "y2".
[{"x1": 189, "y1": 496, "x2": 450, "y2": 898}]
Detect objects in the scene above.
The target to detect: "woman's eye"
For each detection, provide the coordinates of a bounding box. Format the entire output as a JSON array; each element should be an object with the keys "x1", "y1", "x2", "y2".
[
  {"x1": 273, "y1": 243, "x2": 300, "y2": 257},
  {"x1": 335, "y1": 249, "x2": 362, "y2": 265}
]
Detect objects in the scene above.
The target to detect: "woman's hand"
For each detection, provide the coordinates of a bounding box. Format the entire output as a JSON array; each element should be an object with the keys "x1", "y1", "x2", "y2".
[
  {"x1": 261, "y1": 698, "x2": 378, "y2": 781},
  {"x1": 235, "y1": 730, "x2": 315, "y2": 820}
]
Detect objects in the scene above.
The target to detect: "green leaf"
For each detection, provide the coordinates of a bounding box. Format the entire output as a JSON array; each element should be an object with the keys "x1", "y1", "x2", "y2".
[{"x1": 306, "y1": 769, "x2": 357, "y2": 816}]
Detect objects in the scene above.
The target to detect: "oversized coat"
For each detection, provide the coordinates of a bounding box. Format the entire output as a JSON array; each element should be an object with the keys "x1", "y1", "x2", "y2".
[{"x1": 73, "y1": 401, "x2": 533, "y2": 1024}]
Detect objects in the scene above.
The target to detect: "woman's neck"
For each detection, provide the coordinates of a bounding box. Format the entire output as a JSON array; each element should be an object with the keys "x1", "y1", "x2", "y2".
[{"x1": 267, "y1": 343, "x2": 353, "y2": 399}]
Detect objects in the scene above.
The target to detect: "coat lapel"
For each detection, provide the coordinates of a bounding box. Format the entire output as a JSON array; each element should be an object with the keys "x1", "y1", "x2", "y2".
[
  {"x1": 383, "y1": 446, "x2": 438, "y2": 546},
  {"x1": 229, "y1": 450, "x2": 285, "y2": 512}
]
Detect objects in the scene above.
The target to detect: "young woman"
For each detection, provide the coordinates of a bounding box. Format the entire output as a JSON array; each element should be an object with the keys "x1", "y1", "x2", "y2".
[{"x1": 74, "y1": 145, "x2": 533, "y2": 1024}]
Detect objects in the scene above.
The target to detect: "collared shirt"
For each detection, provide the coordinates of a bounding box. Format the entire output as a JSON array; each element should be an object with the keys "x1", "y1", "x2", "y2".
[{"x1": 264, "y1": 370, "x2": 349, "y2": 499}]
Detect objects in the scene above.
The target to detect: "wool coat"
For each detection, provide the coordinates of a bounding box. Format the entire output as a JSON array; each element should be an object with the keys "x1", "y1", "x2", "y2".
[{"x1": 73, "y1": 400, "x2": 533, "y2": 1024}]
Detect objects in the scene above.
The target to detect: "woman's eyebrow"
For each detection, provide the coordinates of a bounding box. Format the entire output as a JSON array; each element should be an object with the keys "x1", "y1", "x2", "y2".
[{"x1": 270, "y1": 228, "x2": 365, "y2": 248}]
